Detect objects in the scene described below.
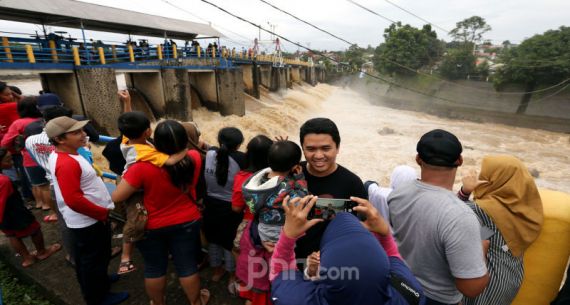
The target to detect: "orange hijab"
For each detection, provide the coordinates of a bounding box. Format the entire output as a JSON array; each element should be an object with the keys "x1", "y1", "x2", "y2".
[{"x1": 474, "y1": 155, "x2": 543, "y2": 257}]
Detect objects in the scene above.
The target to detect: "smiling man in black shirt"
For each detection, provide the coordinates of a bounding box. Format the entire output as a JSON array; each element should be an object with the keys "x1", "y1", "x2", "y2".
[{"x1": 295, "y1": 117, "x2": 367, "y2": 261}]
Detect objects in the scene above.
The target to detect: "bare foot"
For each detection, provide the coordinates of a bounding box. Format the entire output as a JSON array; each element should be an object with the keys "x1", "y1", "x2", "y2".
[
  {"x1": 21, "y1": 255, "x2": 36, "y2": 268},
  {"x1": 200, "y1": 289, "x2": 210, "y2": 305},
  {"x1": 36, "y1": 243, "x2": 62, "y2": 260}
]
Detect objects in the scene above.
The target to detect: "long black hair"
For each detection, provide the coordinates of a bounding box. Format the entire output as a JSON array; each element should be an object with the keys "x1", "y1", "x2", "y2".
[
  {"x1": 154, "y1": 120, "x2": 194, "y2": 191},
  {"x1": 215, "y1": 127, "x2": 244, "y2": 186},
  {"x1": 17, "y1": 96, "x2": 42, "y2": 118},
  {"x1": 245, "y1": 135, "x2": 273, "y2": 173}
]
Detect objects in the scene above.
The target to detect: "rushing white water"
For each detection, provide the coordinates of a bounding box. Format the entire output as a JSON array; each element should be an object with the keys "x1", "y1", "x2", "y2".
[
  {"x1": 197, "y1": 84, "x2": 570, "y2": 194},
  {"x1": 9, "y1": 79, "x2": 570, "y2": 193}
]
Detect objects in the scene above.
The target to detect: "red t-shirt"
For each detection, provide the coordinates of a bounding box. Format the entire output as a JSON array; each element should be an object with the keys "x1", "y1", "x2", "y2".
[
  {"x1": 0, "y1": 102, "x2": 19, "y2": 143},
  {"x1": 232, "y1": 170, "x2": 254, "y2": 221},
  {"x1": 0, "y1": 117, "x2": 40, "y2": 167},
  {"x1": 123, "y1": 150, "x2": 202, "y2": 230}
]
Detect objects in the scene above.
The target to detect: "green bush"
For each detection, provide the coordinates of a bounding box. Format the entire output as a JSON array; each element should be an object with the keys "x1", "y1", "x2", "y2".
[{"x1": 0, "y1": 261, "x2": 54, "y2": 305}]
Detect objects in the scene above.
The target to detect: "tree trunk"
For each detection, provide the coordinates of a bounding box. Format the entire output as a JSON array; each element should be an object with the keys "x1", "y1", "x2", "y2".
[{"x1": 516, "y1": 82, "x2": 535, "y2": 114}]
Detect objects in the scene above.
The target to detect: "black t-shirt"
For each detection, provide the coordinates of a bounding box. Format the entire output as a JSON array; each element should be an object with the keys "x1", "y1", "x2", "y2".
[{"x1": 295, "y1": 161, "x2": 367, "y2": 260}]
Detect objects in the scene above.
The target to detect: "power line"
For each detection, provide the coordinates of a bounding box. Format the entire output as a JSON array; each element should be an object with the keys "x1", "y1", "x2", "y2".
[
  {"x1": 259, "y1": 0, "x2": 568, "y2": 95},
  {"x1": 161, "y1": 0, "x2": 253, "y2": 43},
  {"x1": 346, "y1": 0, "x2": 396, "y2": 24},
  {"x1": 201, "y1": 0, "x2": 570, "y2": 106},
  {"x1": 259, "y1": 0, "x2": 352, "y2": 45},
  {"x1": 382, "y1": 0, "x2": 450, "y2": 33}
]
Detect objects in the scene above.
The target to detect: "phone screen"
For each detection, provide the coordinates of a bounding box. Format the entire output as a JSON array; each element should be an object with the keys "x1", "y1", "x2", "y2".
[{"x1": 309, "y1": 198, "x2": 357, "y2": 220}]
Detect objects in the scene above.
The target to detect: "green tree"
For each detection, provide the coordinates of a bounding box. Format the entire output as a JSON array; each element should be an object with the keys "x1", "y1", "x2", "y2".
[
  {"x1": 449, "y1": 16, "x2": 492, "y2": 47},
  {"x1": 373, "y1": 22, "x2": 442, "y2": 75},
  {"x1": 493, "y1": 26, "x2": 570, "y2": 113},
  {"x1": 344, "y1": 44, "x2": 365, "y2": 70},
  {"x1": 439, "y1": 48, "x2": 476, "y2": 80}
]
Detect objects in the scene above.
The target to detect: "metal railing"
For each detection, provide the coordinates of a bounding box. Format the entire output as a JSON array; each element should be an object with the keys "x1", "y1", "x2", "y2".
[{"x1": 0, "y1": 36, "x2": 312, "y2": 68}]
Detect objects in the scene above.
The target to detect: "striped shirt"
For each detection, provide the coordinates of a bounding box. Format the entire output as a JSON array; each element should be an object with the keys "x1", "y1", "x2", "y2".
[
  {"x1": 25, "y1": 131, "x2": 54, "y2": 183},
  {"x1": 463, "y1": 202, "x2": 524, "y2": 305}
]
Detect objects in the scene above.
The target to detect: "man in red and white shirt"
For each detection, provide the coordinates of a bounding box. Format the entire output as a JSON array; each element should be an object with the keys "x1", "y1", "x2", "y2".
[{"x1": 46, "y1": 116, "x2": 128, "y2": 305}]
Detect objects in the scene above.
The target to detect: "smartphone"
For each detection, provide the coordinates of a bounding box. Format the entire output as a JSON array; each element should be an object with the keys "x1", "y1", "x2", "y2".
[
  {"x1": 480, "y1": 225, "x2": 495, "y2": 240},
  {"x1": 309, "y1": 198, "x2": 358, "y2": 220}
]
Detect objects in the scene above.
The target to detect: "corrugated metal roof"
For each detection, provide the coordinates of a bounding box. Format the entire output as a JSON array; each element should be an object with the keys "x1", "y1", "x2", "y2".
[{"x1": 0, "y1": 0, "x2": 222, "y2": 40}]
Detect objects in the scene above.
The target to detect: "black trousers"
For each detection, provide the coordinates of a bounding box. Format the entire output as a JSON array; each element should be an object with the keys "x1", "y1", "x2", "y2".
[{"x1": 70, "y1": 221, "x2": 111, "y2": 305}]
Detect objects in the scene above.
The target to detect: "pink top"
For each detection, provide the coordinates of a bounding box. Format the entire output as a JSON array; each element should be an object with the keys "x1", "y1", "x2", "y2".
[{"x1": 269, "y1": 230, "x2": 402, "y2": 282}]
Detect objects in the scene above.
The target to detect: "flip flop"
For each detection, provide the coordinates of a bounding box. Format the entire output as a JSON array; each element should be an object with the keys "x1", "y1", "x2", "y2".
[
  {"x1": 117, "y1": 260, "x2": 136, "y2": 275},
  {"x1": 36, "y1": 243, "x2": 62, "y2": 261},
  {"x1": 43, "y1": 215, "x2": 58, "y2": 223}
]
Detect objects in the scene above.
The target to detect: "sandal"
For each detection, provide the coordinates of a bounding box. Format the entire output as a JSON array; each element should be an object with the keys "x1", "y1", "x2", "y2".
[{"x1": 117, "y1": 260, "x2": 136, "y2": 275}]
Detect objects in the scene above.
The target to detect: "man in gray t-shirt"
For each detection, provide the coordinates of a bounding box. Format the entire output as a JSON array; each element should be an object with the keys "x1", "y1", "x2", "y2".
[{"x1": 389, "y1": 129, "x2": 489, "y2": 305}]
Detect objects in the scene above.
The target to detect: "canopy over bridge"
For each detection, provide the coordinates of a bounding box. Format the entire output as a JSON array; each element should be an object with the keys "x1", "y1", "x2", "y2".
[{"x1": 0, "y1": 0, "x2": 222, "y2": 40}]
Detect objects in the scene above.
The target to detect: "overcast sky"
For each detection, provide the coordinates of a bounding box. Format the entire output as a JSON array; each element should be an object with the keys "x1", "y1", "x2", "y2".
[{"x1": 1, "y1": 0, "x2": 569, "y2": 52}]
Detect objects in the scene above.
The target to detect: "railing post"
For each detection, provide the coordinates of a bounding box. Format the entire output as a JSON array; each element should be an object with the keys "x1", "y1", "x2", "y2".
[
  {"x1": 25, "y1": 45, "x2": 35, "y2": 64},
  {"x1": 98, "y1": 47, "x2": 106, "y2": 64},
  {"x1": 2, "y1": 37, "x2": 12, "y2": 63},
  {"x1": 49, "y1": 40, "x2": 58, "y2": 63},
  {"x1": 157, "y1": 44, "x2": 163, "y2": 60},
  {"x1": 72, "y1": 47, "x2": 81, "y2": 66},
  {"x1": 172, "y1": 44, "x2": 178, "y2": 59},
  {"x1": 111, "y1": 45, "x2": 117, "y2": 62},
  {"x1": 128, "y1": 44, "x2": 135, "y2": 62},
  {"x1": 197, "y1": 46, "x2": 201, "y2": 58}
]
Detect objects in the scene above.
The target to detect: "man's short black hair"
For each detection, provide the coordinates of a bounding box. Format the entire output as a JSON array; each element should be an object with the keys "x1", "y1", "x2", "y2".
[
  {"x1": 299, "y1": 118, "x2": 340, "y2": 147},
  {"x1": 268, "y1": 140, "x2": 302, "y2": 172},
  {"x1": 118, "y1": 111, "x2": 151, "y2": 139}
]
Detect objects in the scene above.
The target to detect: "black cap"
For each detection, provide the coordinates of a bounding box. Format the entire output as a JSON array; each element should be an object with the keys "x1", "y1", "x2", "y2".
[{"x1": 417, "y1": 129, "x2": 462, "y2": 168}]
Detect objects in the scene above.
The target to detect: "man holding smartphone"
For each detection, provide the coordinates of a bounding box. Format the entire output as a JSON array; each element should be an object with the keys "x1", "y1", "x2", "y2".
[{"x1": 295, "y1": 118, "x2": 366, "y2": 261}]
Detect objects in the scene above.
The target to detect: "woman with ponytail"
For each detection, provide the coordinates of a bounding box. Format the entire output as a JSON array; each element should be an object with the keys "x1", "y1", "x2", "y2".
[
  {"x1": 202, "y1": 127, "x2": 245, "y2": 290},
  {"x1": 112, "y1": 120, "x2": 209, "y2": 305}
]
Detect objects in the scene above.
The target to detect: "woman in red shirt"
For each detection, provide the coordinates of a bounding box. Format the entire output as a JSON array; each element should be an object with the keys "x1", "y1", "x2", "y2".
[{"x1": 112, "y1": 120, "x2": 209, "y2": 305}]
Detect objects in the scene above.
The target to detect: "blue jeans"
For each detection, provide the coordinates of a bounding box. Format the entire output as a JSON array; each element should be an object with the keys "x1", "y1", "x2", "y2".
[{"x1": 137, "y1": 220, "x2": 201, "y2": 278}]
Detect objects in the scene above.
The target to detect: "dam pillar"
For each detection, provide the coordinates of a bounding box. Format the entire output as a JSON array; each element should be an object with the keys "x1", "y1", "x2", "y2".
[
  {"x1": 306, "y1": 67, "x2": 316, "y2": 86},
  {"x1": 259, "y1": 65, "x2": 271, "y2": 88},
  {"x1": 242, "y1": 64, "x2": 260, "y2": 99},
  {"x1": 75, "y1": 68, "x2": 121, "y2": 134},
  {"x1": 124, "y1": 72, "x2": 164, "y2": 120},
  {"x1": 270, "y1": 67, "x2": 288, "y2": 92},
  {"x1": 160, "y1": 68, "x2": 192, "y2": 121},
  {"x1": 40, "y1": 73, "x2": 83, "y2": 117},
  {"x1": 285, "y1": 67, "x2": 292, "y2": 89},
  {"x1": 299, "y1": 67, "x2": 307, "y2": 82},
  {"x1": 216, "y1": 68, "x2": 245, "y2": 116}
]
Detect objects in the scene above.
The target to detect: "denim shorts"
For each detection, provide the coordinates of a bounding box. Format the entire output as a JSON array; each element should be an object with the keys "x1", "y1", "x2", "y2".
[
  {"x1": 136, "y1": 220, "x2": 201, "y2": 278},
  {"x1": 24, "y1": 166, "x2": 49, "y2": 186}
]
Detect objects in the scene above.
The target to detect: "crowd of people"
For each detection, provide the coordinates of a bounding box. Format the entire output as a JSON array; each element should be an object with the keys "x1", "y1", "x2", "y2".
[{"x1": 0, "y1": 79, "x2": 568, "y2": 305}]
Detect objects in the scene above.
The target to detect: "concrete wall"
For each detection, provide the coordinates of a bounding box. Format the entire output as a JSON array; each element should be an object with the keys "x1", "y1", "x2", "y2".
[
  {"x1": 161, "y1": 68, "x2": 191, "y2": 121},
  {"x1": 189, "y1": 71, "x2": 217, "y2": 110},
  {"x1": 124, "y1": 72, "x2": 165, "y2": 118},
  {"x1": 216, "y1": 68, "x2": 245, "y2": 116},
  {"x1": 300, "y1": 67, "x2": 307, "y2": 82},
  {"x1": 75, "y1": 68, "x2": 121, "y2": 134},
  {"x1": 270, "y1": 67, "x2": 288, "y2": 92},
  {"x1": 40, "y1": 73, "x2": 83, "y2": 117},
  {"x1": 286, "y1": 67, "x2": 292, "y2": 88},
  {"x1": 241, "y1": 64, "x2": 260, "y2": 98}
]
